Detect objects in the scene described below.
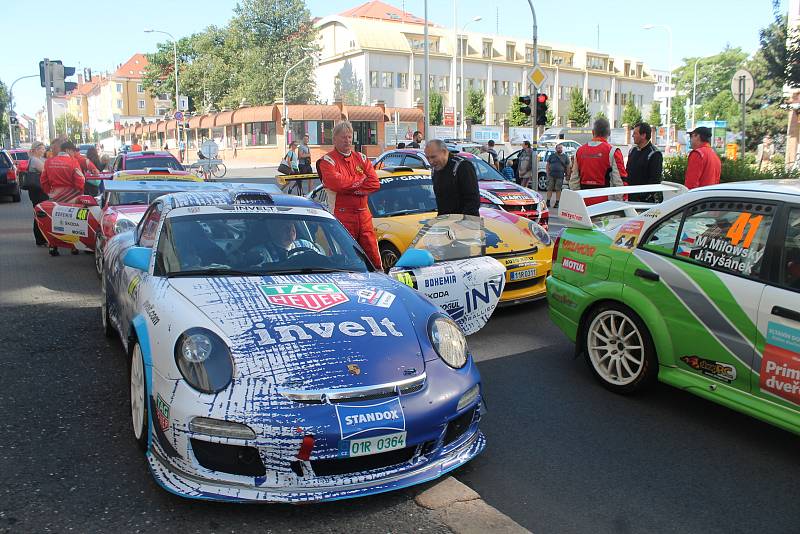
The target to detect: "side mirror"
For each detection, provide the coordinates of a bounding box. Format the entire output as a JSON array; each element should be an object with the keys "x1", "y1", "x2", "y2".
[
  {"x1": 123, "y1": 246, "x2": 152, "y2": 272},
  {"x1": 77, "y1": 194, "x2": 98, "y2": 207},
  {"x1": 394, "y1": 248, "x2": 435, "y2": 269}
]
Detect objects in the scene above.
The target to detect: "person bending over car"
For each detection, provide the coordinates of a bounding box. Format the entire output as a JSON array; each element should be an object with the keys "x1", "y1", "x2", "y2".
[{"x1": 424, "y1": 139, "x2": 480, "y2": 217}]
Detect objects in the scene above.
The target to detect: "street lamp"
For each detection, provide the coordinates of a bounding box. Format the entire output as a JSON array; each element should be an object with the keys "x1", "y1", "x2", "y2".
[
  {"x1": 643, "y1": 24, "x2": 673, "y2": 147},
  {"x1": 6, "y1": 74, "x2": 39, "y2": 147},
  {"x1": 282, "y1": 55, "x2": 313, "y2": 154},
  {"x1": 459, "y1": 16, "x2": 482, "y2": 139},
  {"x1": 691, "y1": 57, "x2": 704, "y2": 130},
  {"x1": 144, "y1": 29, "x2": 180, "y2": 153}
]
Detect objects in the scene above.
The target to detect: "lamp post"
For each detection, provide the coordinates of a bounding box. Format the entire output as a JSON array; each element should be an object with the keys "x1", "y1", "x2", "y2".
[
  {"x1": 144, "y1": 29, "x2": 180, "y2": 153},
  {"x1": 643, "y1": 24, "x2": 672, "y2": 147},
  {"x1": 460, "y1": 16, "x2": 482, "y2": 139},
  {"x1": 282, "y1": 55, "x2": 313, "y2": 154},
  {"x1": 7, "y1": 74, "x2": 39, "y2": 147},
  {"x1": 691, "y1": 57, "x2": 703, "y2": 130},
  {"x1": 424, "y1": 0, "x2": 430, "y2": 139}
]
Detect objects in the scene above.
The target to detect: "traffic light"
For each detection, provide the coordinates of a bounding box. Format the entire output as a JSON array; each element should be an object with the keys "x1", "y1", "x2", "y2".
[
  {"x1": 50, "y1": 62, "x2": 77, "y2": 95},
  {"x1": 9, "y1": 117, "x2": 18, "y2": 125},
  {"x1": 518, "y1": 95, "x2": 532, "y2": 117},
  {"x1": 83, "y1": 67, "x2": 92, "y2": 83},
  {"x1": 536, "y1": 93, "x2": 548, "y2": 125}
]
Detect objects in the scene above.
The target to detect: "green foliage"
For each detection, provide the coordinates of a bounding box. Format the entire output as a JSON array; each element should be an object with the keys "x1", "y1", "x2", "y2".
[
  {"x1": 54, "y1": 114, "x2": 83, "y2": 143},
  {"x1": 621, "y1": 93, "x2": 642, "y2": 126},
  {"x1": 672, "y1": 46, "x2": 748, "y2": 106},
  {"x1": 333, "y1": 60, "x2": 363, "y2": 105},
  {"x1": 697, "y1": 91, "x2": 739, "y2": 127},
  {"x1": 0, "y1": 79, "x2": 9, "y2": 144},
  {"x1": 594, "y1": 110, "x2": 607, "y2": 122},
  {"x1": 465, "y1": 88, "x2": 485, "y2": 124},
  {"x1": 429, "y1": 92, "x2": 443, "y2": 126},
  {"x1": 671, "y1": 95, "x2": 686, "y2": 128},
  {"x1": 567, "y1": 88, "x2": 590, "y2": 127},
  {"x1": 760, "y1": 12, "x2": 800, "y2": 88},
  {"x1": 507, "y1": 96, "x2": 529, "y2": 127},
  {"x1": 663, "y1": 155, "x2": 800, "y2": 184},
  {"x1": 647, "y1": 101, "x2": 662, "y2": 126},
  {"x1": 545, "y1": 108, "x2": 555, "y2": 126}
]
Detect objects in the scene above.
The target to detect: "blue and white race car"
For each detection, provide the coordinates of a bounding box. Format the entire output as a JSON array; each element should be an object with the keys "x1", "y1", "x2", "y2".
[{"x1": 101, "y1": 188, "x2": 490, "y2": 502}]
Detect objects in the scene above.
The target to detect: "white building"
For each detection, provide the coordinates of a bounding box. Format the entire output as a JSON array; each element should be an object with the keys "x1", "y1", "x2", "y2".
[
  {"x1": 314, "y1": 0, "x2": 657, "y2": 128},
  {"x1": 651, "y1": 68, "x2": 676, "y2": 126}
]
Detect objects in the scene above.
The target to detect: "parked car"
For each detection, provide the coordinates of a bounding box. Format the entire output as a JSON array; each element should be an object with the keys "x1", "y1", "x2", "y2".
[
  {"x1": 501, "y1": 147, "x2": 576, "y2": 191},
  {"x1": 77, "y1": 143, "x2": 95, "y2": 156},
  {"x1": 7, "y1": 149, "x2": 30, "y2": 173},
  {"x1": 0, "y1": 150, "x2": 21, "y2": 202},
  {"x1": 109, "y1": 150, "x2": 184, "y2": 173}
]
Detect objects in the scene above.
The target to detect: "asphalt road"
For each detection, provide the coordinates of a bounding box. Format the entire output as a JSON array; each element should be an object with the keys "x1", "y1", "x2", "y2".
[{"x1": 2, "y1": 182, "x2": 799, "y2": 533}]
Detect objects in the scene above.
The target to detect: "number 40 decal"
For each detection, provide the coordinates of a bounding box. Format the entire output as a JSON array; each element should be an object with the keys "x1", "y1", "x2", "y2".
[{"x1": 726, "y1": 212, "x2": 763, "y2": 248}]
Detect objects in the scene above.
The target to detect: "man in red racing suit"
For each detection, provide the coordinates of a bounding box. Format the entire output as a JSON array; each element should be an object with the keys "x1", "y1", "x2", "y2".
[
  {"x1": 568, "y1": 117, "x2": 627, "y2": 206},
  {"x1": 41, "y1": 140, "x2": 86, "y2": 203},
  {"x1": 317, "y1": 121, "x2": 382, "y2": 270}
]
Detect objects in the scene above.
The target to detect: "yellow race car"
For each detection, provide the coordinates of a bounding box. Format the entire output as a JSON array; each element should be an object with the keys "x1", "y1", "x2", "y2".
[{"x1": 311, "y1": 168, "x2": 552, "y2": 304}]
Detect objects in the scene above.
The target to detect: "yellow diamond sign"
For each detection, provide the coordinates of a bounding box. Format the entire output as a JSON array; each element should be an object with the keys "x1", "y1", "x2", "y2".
[{"x1": 528, "y1": 66, "x2": 547, "y2": 88}]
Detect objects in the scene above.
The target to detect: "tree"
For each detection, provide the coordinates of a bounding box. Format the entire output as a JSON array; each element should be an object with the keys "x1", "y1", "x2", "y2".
[
  {"x1": 545, "y1": 109, "x2": 555, "y2": 126},
  {"x1": 697, "y1": 91, "x2": 739, "y2": 127},
  {"x1": 671, "y1": 95, "x2": 686, "y2": 128},
  {"x1": 54, "y1": 114, "x2": 83, "y2": 143},
  {"x1": 429, "y1": 92, "x2": 443, "y2": 126},
  {"x1": 333, "y1": 60, "x2": 364, "y2": 105},
  {"x1": 0, "y1": 79, "x2": 9, "y2": 145},
  {"x1": 760, "y1": 6, "x2": 800, "y2": 89},
  {"x1": 507, "y1": 96, "x2": 529, "y2": 127},
  {"x1": 621, "y1": 93, "x2": 642, "y2": 126},
  {"x1": 465, "y1": 88, "x2": 485, "y2": 125},
  {"x1": 567, "y1": 88, "x2": 590, "y2": 126},
  {"x1": 648, "y1": 101, "x2": 662, "y2": 126},
  {"x1": 672, "y1": 46, "x2": 748, "y2": 108},
  {"x1": 594, "y1": 110, "x2": 607, "y2": 122}
]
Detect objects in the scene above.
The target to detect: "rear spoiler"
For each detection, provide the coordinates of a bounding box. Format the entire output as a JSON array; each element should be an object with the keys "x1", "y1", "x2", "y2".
[{"x1": 557, "y1": 182, "x2": 687, "y2": 229}]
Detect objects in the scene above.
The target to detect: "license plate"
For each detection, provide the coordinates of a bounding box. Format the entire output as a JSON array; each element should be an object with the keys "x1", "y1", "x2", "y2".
[
  {"x1": 339, "y1": 431, "x2": 407, "y2": 458},
  {"x1": 510, "y1": 268, "x2": 536, "y2": 281}
]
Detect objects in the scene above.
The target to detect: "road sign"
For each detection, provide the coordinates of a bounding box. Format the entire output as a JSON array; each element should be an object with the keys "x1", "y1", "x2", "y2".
[
  {"x1": 444, "y1": 107, "x2": 455, "y2": 127},
  {"x1": 528, "y1": 66, "x2": 548, "y2": 89},
  {"x1": 174, "y1": 111, "x2": 184, "y2": 121},
  {"x1": 731, "y1": 69, "x2": 755, "y2": 103}
]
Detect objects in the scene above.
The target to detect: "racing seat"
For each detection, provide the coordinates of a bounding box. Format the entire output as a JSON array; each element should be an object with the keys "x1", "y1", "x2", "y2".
[{"x1": 173, "y1": 221, "x2": 227, "y2": 267}]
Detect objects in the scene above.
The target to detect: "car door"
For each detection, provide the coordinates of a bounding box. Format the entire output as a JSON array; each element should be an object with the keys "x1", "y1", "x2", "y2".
[
  {"x1": 627, "y1": 199, "x2": 777, "y2": 391},
  {"x1": 754, "y1": 204, "x2": 800, "y2": 417}
]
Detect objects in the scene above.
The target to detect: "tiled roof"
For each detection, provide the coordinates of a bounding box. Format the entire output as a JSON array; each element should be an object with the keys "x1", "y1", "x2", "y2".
[
  {"x1": 113, "y1": 53, "x2": 149, "y2": 79},
  {"x1": 340, "y1": 0, "x2": 427, "y2": 25}
]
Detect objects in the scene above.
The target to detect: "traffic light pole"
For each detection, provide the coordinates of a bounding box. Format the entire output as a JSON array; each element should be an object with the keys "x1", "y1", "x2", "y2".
[
  {"x1": 44, "y1": 59, "x2": 55, "y2": 143},
  {"x1": 526, "y1": 0, "x2": 539, "y2": 181}
]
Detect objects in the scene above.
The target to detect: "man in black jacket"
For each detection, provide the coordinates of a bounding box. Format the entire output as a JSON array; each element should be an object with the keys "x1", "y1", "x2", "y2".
[
  {"x1": 424, "y1": 139, "x2": 480, "y2": 216},
  {"x1": 626, "y1": 122, "x2": 663, "y2": 202}
]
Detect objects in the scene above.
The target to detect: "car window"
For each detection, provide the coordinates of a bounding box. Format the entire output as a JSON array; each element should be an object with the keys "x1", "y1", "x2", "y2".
[
  {"x1": 11, "y1": 152, "x2": 29, "y2": 161},
  {"x1": 378, "y1": 153, "x2": 405, "y2": 169},
  {"x1": 674, "y1": 201, "x2": 775, "y2": 280},
  {"x1": 642, "y1": 212, "x2": 683, "y2": 255},
  {"x1": 125, "y1": 156, "x2": 183, "y2": 171},
  {"x1": 368, "y1": 174, "x2": 436, "y2": 216},
  {"x1": 0, "y1": 152, "x2": 12, "y2": 167},
  {"x1": 470, "y1": 157, "x2": 506, "y2": 181},
  {"x1": 403, "y1": 155, "x2": 427, "y2": 169},
  {"x1": 138, "y1": 202, "x2": 164, "y2": 248},
  {"x1": 779, "y1": 207, "x2": 800, "y2": 291},
  {"x1": 311, "y1": 187, "x2": 328, "y2": 210}
]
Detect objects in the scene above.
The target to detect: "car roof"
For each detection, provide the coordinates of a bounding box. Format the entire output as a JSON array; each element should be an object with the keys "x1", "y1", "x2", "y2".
[
  {"x1": 163, "y1": 186, "x2": 318, "y2": 210},
  {"x1": 123, "y1": 151, "x2": 175, "y2": 158},
  {"x1": 698, "y1": 179, "x2": 800, "y2": 197},
  {"x1": 377, "y1": 168, "x2": 431, "y2": 179},
  {"x1": 101, "y1": 180, "x2": 250, "y2": 194}
]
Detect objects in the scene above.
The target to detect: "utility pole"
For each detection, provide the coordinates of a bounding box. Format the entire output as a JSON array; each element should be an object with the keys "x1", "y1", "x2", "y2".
[
  {"x1": 44, "y1": 58, "x2": 55, "y2": 142},
  {"x1": 527, "y1": 0, "x2": 538, "y2": 178},
  {"x1": 739, "y1": 75, "x2": 746, "y2": 159},
  {"x1": 424, "y1": 0, "x2": 430, "y2": 139}
]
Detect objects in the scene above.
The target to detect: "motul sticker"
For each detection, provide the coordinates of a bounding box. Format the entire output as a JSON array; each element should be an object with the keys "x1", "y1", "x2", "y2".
[
  {"x1": 260, "y1": 283, "x2": 348, "y2": 312},
  {"x1": 562, "y1": 257, "x2": 586, "y2": 274},
  {"x1": 156, "y1": 394, "x2": 170, "y2": 431}
]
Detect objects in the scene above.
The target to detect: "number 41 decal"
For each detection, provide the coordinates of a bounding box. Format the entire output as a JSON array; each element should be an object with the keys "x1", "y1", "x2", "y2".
[{"x1": 726, "y1": 212, "x2": 763, "y2": 248}]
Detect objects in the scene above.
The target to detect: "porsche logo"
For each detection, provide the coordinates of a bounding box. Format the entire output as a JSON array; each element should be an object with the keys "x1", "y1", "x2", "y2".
[{"x1": 347, "y1": 364, "x2": 361, "y2": 376}]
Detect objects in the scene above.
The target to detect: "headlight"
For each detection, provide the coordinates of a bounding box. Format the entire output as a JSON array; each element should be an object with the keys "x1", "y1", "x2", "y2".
[
  {"x1": 529, "y1": 220, "x2": 552, "y2": 246},
  {"x1": 113, "y1": 217, "x2": 136, "y2": 235},
  {"x1": 428, "y1": 315, "x2": 468, "y2": 369},
  {"x1": 174, "y1": 328, "x2": 233, "y2": 394}
]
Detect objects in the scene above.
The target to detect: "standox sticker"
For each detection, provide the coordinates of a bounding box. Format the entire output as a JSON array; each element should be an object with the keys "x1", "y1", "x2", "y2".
[
  {"x1": 561, "y1": 257, "x2": 586, "y2": 274},
  {"x1": 680, "y1": 356, "x2": 737, "y2": 383},
  {"x1": 260, "y1": 283, "x2": 348, "y2": 312},
  {"x1": 336, "y1": 397, "x2": 406, "y2": 440},
  {"x1": 156, "y1": 394, "x2": 170, "y2": 431},
  {"x1": 357, "y1": 288, "x2": 395, "y2": 308},
  {"x1": 561, "y1": 239, "x2": 596, "y2": 257}
]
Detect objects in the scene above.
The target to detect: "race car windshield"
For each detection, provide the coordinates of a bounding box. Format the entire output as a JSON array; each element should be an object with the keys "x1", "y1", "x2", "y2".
[
  {"x1": 470, "y1": 158, "x2": 506, "y2": 182},
  {"x1": 408, "y1": 214, "x2": 487, "y2": 262},
  {"x1": 125, "y1": 157, "x2": 184, "y2": 171},
  {"x1": 155, "y1": 212, "x2": 371, "y2": 276},
  {"x1": 11, "y1": 152, "x2": 29, "y2": 160},
  {"x1": 108, "y1": 191, "x2": 163, "y2": 206},
  {"x1": 368, "y1": 175, "x2": 437, "y2": 217}
]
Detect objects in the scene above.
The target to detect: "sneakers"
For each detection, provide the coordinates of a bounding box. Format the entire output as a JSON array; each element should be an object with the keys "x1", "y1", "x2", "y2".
[
  {"x1": 554, "y1": 201, "x2": 559, "y2": 209},
  {"x1": 49, "y1": 247, "x2": 60, "y2": 256}
]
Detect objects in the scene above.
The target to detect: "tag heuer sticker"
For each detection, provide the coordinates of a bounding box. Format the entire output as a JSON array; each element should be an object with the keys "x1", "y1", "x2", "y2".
[
  {"x1": 260, "y1": 283, "x2": 349, "y2": 312},
  {"x1": 156, "y1": 394, "x2": 171, "y2": 431}
]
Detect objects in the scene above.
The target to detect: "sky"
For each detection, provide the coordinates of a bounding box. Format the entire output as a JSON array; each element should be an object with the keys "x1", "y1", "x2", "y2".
[{"x1": 1, "y1": 0, "x2": 784, "y2": 120}]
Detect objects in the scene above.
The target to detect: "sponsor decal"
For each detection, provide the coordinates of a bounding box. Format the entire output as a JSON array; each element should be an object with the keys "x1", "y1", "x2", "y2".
[
  {"x1": 252, "y1": 316, "x2": 404, "y2": 345},
  {"x1": 503, "y1": 255, "x2": 538, "y2": 266},
  {"x1": 357, "y1": 288, "x2": 395, "y2": 308},
  {"x1": 680, "y1": 356, "x2": 737, "y2": 383},
  {"x1": 187, "y1": 206, "x2": 201, "y2": 213},
  {"x1": 642, "y1": 209, "x2": 662, "y2": 219},
  {"x1": 549, "y1": 290, "x2": 576, "y2": 308},
  {"x1": 355, "y1": 165, "x2": 364, "y2": 174},
  {"x1": 260, "y1": 283, "x2": 348, "y2": 312},
  {"x1": 347, "y1": 364, "x2": 361, "y2": 376},
  {"x1": 143, "y1": 300, "x2": 160, "y2": 325},
  {"x1": 228, "y1": 205, "x2": 279, "y2": 212},
  {"x1": 559, "y1": 210, "x2": 584, "y2": 222},
  {"x1": 52, "y1": 205, "x2": 90, "y2": 237},
  {"x1": 424, "y1": 275, "x2": 457, "y2": 288},
  {"x1": 425, "y1": 290, "x2": 450, "y2": 299},
  {"x1": 156, "y1": 394, "x2": 170, "y2": 431},
  {"x1": 687, "y1": 233, "x2": 765, "y2": 274},
  {"x1": 561, "y1": 239, "x2": 596, "y2": 257},
  {"x1": 495, "y1": 192, "x2": 530, "y2": 202},
  {"x1": 610, "y1": 220, "x2": 645, "y2": 252},
  {"x1": 392, "y1": 270, "x2": 418, "y2": 289},
  {"x1": 463, "y1": 277, "x2": 504, "y2": 314},
  {"x1": 336, "y1": 397, "x2": 405, "y2": 440},
  {"x1": 561, "y1": 257, "x2": 586, "y2": 274},
  {"x1": 760, "y1": 322, "x2": 800, "y2": 406},
  {"x1": 127, "y1": 275, "x2": 141, "y2": 298}
]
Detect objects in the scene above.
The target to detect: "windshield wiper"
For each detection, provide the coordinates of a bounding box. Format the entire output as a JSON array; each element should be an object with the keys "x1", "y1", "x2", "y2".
[
  {"x1": 263, "y1": 267, "x2": 356, "y2": 275},
  {"x1": 386, "y1": 209, "x2": 428, "y2": 216},
  {"x1": 167, "y1": 268, "x2": 266, "y2": 278}
]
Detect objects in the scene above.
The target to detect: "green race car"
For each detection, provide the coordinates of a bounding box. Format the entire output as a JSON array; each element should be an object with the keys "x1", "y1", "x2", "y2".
[{"x1": 547, "y1": 180, "x2": 800, "y2": 435}]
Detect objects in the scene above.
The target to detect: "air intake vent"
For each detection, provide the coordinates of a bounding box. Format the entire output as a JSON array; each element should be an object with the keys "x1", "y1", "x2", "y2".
[{"x1": 234, "y1": 192, "x2": 274, "y2": 205}]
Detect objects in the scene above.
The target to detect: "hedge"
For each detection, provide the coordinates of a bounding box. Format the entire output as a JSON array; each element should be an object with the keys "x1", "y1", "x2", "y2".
[{"x1": 663, "y1": 155, "x2": 800, "y2": 185}]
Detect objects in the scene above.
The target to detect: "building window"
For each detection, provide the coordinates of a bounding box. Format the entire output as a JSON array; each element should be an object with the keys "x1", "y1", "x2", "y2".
[
  {"x1": 492, "y1": 80, "x2": 499, "y2": 95},
  {"x1": 512, "y1": 82, "x2": 521, "y2": 96},
  {"x1": 116, "y1": 83, "x2": 123, "y2": 92},
  {"x1": 397, "y1": 73, "x2": 408, "y2": 89},
  {"x1": 414, "y1": 74, "x2": 422, "y2": 91},
  {"x1": 407, "y1": 35, "x2": 439, "y2": 52},
  {"x1": 459, "y1": 38, "x2": 468, "y2": 56},
  {"x1": 370, "y1": 71, "x2": 379, "y2": 88},
  {"x1": 351, "y1": 121, "x2": 378, "y2": 146},
  {"x1": 438, "y1": 76, "x2": 449, "y2": 92},
  {"x1": 609, "y1": 59, "x2": 615, "y2": 72},
  {"x1": 482, "y1": 41, "x2": 493, "y2": 58},
  {"x1": 506, "y1": 43, "x2": 515, "y2": 61},
  {"x1": 244, "y1": 121, "x2": 277, "y2": 146},
  {"x1": 501, "y1": 81, "x2": 509, "y2": 96},
  {"x1": 382, "y1": 72, "x2": 394, "y2": 88},
  {"x1": 538, "y1": 50, "x2": 551, "y2": 64},
  {"x1": 604, "y1": 90, "x2": 610, "y2": 103},
  {"x1": 225, "y1": 125, "x2": 241, "y2": 149},
  {"x1": 116, "y1": 99, "x2": 123, "y2": 109},
  {"x1": 429, "y1": 75, "x2": 435, "y2": 89},
  {"x1": 137, "y1": 100, "x2": 145, "y2": 109},
  {"x1": 479, "y1": 79, "x2": 487, "y2": 92},
  {"x1": 525, "y1": 46, "x2": 533, "y2": 64},
  {"x1": 288, "y1": 120, "x2": 334, "y2": 145},
  {"x1": 587, "y1": 56, "x2": 607, "y2": 70},
  {"x1": 137, "y1": 83, "x2": 144, "y2": 94}
]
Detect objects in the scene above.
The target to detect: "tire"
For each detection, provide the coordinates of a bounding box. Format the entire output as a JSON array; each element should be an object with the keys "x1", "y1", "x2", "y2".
[
  {"x1": 379, "y1": 242, "x2": 402, "y2": 272},
  {"x1": 101, "y1": 272, "x2": 114, "y2": 339},
  {"x1": 130, "y1": 342, "x2": 149, "y2": 452},
  {"x1": 94, "y1": 239, "x2": 104, "y2": 279},
  {"x1": 12, "y1": 192, "x2": 21, "y2": 202},
  {"x1": 537, "y1": 173, "x2": 548, "y2": 191},
  {"x1": 582, "y1": 303, "x2": 658, "y2": 394},
  {"x1": 211, "y1": 162, "x2": 227, "y2": 178}
]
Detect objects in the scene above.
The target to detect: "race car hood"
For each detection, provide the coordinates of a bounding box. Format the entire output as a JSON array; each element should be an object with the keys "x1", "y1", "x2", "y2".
[
  {"x1": 479, "y1": 181, "x2": 541, "y2": 206},
  {"x1": 167, "y1": 273, "x2": 428, "y2": 390}
]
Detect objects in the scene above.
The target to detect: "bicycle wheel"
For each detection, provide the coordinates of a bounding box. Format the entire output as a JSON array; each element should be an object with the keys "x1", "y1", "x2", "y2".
[{"x1": 211, "y1": 162, "x2": 227, "y2": 178}]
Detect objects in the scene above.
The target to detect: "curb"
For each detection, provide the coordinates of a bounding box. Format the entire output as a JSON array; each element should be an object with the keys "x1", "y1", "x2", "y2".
[{"x1": 415, "y1": 477, "x2": 531, "y2": 534}]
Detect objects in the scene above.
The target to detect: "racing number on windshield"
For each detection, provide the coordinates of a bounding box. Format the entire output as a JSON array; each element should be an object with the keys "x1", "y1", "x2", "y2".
[{"x1": 726, "y1": 213, "x2": 763, "y2": 248}]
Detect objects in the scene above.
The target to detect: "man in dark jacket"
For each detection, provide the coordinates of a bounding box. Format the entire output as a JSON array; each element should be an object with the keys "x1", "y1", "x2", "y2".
[
  {"x1": 424, "y1": 139, "x2": 480, "y2": 216},
  {"x1": 626, "y1": 122, "x2": 663, "y2": 201}
]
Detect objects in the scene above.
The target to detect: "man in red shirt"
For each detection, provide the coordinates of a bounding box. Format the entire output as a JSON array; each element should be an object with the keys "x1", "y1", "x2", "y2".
[
  {"x1": 684, "y1": 126, "x2": 721, "y2": 189},
  {"x1": 41, "y1": 141, "x2": 86, "y2": 203},
  {"x1": 70, "y1": 147, "x2": 99, "y2": 176},
  {"x1": 131, "y1": 137, "x2": 143, "y2": 152},
  {"x1": 317, "y1": 121, "x2": 382, "y2": 269},
  {"x1": 568, "y1": 117, "x2": 627, "y2": 206}
]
